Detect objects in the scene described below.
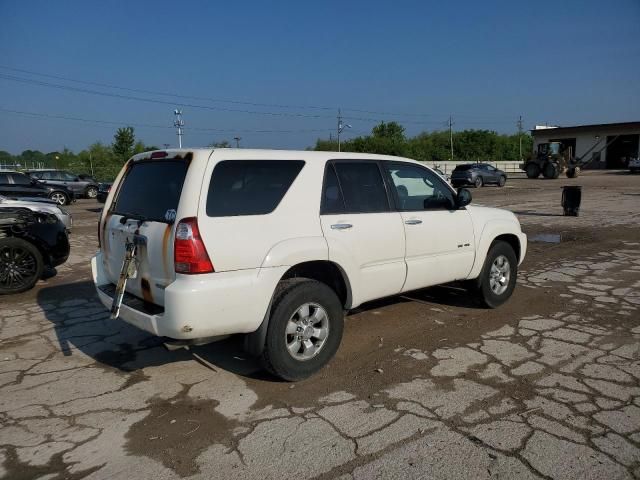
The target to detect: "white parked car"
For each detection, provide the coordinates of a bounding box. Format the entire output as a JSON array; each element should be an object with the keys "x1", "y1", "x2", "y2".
[
  {"x1": 0, "y1": 195, "x2": 72, "y2": 230},
  {"x1": 92, "y1": 149, "x2": 527, "y2": 380}
]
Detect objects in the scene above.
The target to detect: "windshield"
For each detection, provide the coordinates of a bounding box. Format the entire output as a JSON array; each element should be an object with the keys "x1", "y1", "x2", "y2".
[{"x1": 112, "y1": 160, "x2": 188, "y2": 222}]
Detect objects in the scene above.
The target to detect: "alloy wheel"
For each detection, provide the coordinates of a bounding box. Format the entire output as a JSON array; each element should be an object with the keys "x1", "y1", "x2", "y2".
[{"x1": 285, "y1": 302, "x2": 330, "y2": 361}]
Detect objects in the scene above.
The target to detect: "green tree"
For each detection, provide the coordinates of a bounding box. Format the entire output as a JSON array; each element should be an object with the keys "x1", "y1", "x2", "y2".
[
  {"x1": 208, "y1": 140, "x2": 232, "y2": 148},
  {"x1": 112, "y1": 126, "x2": 136, "y2": 161}
]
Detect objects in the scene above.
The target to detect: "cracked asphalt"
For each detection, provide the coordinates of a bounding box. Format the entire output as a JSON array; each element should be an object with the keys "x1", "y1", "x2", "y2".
[{"x1": 1, "y1": 171, "x2": 639, "y2": 479}]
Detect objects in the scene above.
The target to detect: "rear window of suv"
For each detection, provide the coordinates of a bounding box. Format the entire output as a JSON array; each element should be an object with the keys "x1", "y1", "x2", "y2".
[
  {"x1": 206, "y1": 160, "x2": 304, "y2": 216},
  {"x1": 113, "y1": 160, "x2": 188, "y2": 222},
  {"x1": 453, "y1": 165, "x2": 473, "y2": 171}
]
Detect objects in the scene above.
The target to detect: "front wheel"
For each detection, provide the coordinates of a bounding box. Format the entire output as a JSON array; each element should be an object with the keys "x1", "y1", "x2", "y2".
[
  {"x1": 262, "y1": 279, "x2": 344, "y2": 381},
  {"x1": 0, "y1": 238, "x2": 44, "y2": 294},
  {"x1": 474, "y1": 176, "x2": 483, "y2": 188},
  {"x1": 471, "y1": 240, "x2": 518, "y2": 308},
  {"x1": 498, "y1": 176, "x2": 506, "y2": 187},
  {"x1": 525, "y1": 163, "x2": 540, "y2": 179},
  {"x1": 49, "y1": 191, "x2": 68, "y2": 205}
]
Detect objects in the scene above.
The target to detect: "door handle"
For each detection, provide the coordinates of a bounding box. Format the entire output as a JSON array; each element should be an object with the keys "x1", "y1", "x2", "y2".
[
  {"x1": 331, "y1": 223, "x2": 353, "y2": 230},
  {"x1": 404, "y1": 219, "x2": 423, "y2": 225}
]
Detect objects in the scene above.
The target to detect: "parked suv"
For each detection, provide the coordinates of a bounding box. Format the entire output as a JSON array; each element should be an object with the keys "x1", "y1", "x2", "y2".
[
  {"x1": 0, "y1": 171, "x2": 74, "y2": 205},
  {"x1": 451, "y1": 163, "x2": 507, "y2": 188},
  {"x1": 26, "y1": 169, "x2": 99, "y2": 199},
  {"x1": 92, "y1": 149, "x2": 526, "y2": 380}
]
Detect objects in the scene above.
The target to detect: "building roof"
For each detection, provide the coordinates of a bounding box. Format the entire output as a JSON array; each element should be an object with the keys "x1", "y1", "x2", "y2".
[{"x1": 531, "y1": 121, "x2": 640, "y2": 136}]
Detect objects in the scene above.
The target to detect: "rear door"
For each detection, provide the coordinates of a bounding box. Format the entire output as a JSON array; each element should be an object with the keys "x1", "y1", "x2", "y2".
[
  {"x1": 320, "y1": 161, "x2": 406, "y2": 304},
  {"x1": 102, "y1": 158, "x2": 190, "y2": 306},
  {"x1": 383, "y1": 161, "x2": 475, "y2": 291},
  {"x1": 8, "y1": 173, "x2": 46, "y2": 198}
]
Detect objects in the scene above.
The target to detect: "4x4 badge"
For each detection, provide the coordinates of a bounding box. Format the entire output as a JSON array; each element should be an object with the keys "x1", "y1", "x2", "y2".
[{"x1": 164, "y1": 209, "x2": 177, "y2": 223}]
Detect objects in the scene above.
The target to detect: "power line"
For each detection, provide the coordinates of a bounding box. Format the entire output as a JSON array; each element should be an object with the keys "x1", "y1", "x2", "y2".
[
  {"x1": 0, "y1": 107, "x2": 336, "y2": 134},
  {"x1": 0, "y1": 64, "x2": 519, "y2": 123}
]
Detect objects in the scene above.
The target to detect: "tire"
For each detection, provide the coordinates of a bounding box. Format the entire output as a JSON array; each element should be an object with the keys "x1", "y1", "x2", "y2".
[
  {"x1": 525, "y1": 163, "x2": 540, "y2": 179},
  {"x1": 542, "y1": 162, "x2": 558, "y2": 179},
  {"x1": 86, "y1": 186, "x2": 98, "y2": 199},
  {"x1": 471, "y1": 240, "x2": 518, "y2": 309},
  {"x1": 262, "y1": 278, "x2": 344, "y2": 381},
  {"x1": 474, "y1": 176, "x2": 483, "y2": 188},
  {"x1": 0, "y1": 238, "x2": 44, "y2": 295},
  {"x1": 498, "y1": 175, "x2": 506, "y2": 187},
  {"x1": 49, "y1": 191, "x2": 68, "y2": 205}
]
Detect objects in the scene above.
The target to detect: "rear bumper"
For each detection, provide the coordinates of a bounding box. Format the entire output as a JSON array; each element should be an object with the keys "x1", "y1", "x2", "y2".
[{"x1": 91, "y1": 252, "x2": 286, "y2": 339}]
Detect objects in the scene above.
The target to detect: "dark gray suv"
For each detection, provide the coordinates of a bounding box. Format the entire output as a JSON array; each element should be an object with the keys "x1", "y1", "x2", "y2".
[
  {"x1": 451, "y1": 163, "x2": 507, "y2": 188},
  {"x1": 26, "y1": 170, "x2": 99, "y2": 199}
]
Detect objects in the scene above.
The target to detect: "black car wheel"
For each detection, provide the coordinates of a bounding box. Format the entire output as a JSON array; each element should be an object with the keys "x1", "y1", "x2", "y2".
[
  {"x1": 262, "y1": 278, "x2": 344, "y2": 381},
  {"x1": 498, "y1": 175, "x2": 506, "y2": 187},
  {"x1": 0, "y1": 238, "x2": 44, "y2": 295},
  {"x1": 86, "y1": 186, "x2": 98, "y2": 199},
  {"x1": 474, "y1": 177, "x2": 483, "y2": 188},
  {"x1": 49, "y1": 191, "x2": 68, "y2": 205}
]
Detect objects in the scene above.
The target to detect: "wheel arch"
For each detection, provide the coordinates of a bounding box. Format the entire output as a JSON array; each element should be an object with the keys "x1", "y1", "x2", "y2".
[
  {"x1": 468, "y1": 220, "x2": 525, "y2": 279},
  {"x1": 244, "y1": 259, "x2": 353, "y2": 357}
]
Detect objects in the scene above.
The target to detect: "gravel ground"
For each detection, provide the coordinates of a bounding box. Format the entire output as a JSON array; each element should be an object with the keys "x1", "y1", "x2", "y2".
[{"x1": 1, "y1": 170, "x2": 639, "y2": 479}]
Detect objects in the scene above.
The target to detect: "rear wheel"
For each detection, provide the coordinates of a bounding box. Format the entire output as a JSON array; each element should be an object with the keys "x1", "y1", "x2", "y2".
[
  {"x1": 543, "y1": 162, "x2": 559, "y2": 179},
  {"x1": 0, "y1": 238, "x2": 44, "y2": 295},
  {"x1": 86, "y1": 186, "x2": 98, "y2": 198},
  {"x1": 49, "y1": 191, "x2": 68, "y2": 205},
  {"x1": 262, "y1": 279, "x2": 344, "y2": 381},
  {"x1": 471, "y1": 240, "x2": 518, "y2": 308},
  {"x1": 498, "y1": 175, "x2": 506, "y2": 187},
  {"x1": 474, "y1": 176, "x2": 483, "y2": 188},
  {"x1": 525, "y1": 163, "x2": 540, "y2": 179}
]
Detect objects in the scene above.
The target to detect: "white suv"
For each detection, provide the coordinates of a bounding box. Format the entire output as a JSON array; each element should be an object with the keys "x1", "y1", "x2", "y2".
[{"x1": 92, "y1": 149, "x2": 526, "y2": 380}]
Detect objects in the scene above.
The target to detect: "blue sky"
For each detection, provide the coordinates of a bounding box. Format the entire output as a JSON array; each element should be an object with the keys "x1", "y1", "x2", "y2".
[{"x1": 1, "y1": 0, "x2": 639, "y2": 154}]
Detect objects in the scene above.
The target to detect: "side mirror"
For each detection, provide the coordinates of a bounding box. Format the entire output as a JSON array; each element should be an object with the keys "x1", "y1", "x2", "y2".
[{"x1": 456, "y1": 188, "x2": 472, "y2": 208}]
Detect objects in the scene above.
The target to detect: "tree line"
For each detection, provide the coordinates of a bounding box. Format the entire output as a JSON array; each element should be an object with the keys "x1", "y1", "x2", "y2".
[
  {"x1": 0, "y1": 127, "x2": 158, "y2": 181},
  {"x1": 313, "y1": 122, "x2": 532, "y2": 162},
  {"x1": 1, "y1": 122, "x2": 533, "y2": 181}
]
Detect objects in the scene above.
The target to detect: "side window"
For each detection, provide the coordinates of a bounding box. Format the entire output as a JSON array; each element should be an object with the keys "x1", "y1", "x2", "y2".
[
  {"x1": 62, "y1": 172, "x2": 77, "y2": 181},
  {"x1": 320, "y1": 164, "x2": 345, "y2": 215},
  {"x1": 30, "y1": 172, "x2": 43, "y2": 179},
  {"x1": 0, "y1": 173, "x2": 10, "y2": 184},
  {"x1": 206, "y1": 160, "x2": 304, "y2": 217},
  {"x1": 10, "y1": 174, "x2": 32, "y2": 185},
  {"x1": 41, "y1": 171, "x2": 58, "y2": 180},
  {"x1": 385, "y1": 162, "x2": 455, "y2": 211},
  {"x1": 332, "y1": 162, "x2": 389, "y2": 213}
]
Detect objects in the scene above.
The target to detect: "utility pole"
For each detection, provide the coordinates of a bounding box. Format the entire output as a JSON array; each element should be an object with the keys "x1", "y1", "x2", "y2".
[
  {"x1": 337, "y1": 109, "x2": 351, "y2": 152},
  {"x1": 517, "y1": 115, "x2": 524, "y2": 160},
  {"x1": 448, "y1": 115, "x2": 454, "y2": 161},
  {"x1": 89, "y1": 153, "x2": 94, "y2": 176},
  {"x1": 233, "y1": 137, "x2": 241, "y2": 148},
  {"x1": 173, "y1": 109, "x2": 184, "y2": 148}
]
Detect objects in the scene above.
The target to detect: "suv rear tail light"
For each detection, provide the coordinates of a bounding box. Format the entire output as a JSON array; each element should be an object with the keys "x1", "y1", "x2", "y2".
[{"x1": 174, "y1": 217, "x2": 214, "y2": 274}]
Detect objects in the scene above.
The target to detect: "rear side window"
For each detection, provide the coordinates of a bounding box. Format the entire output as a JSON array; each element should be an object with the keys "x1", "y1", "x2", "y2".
[
  {"x1": 113, "y1": 160, "x2": 188, "y2": 222},
  {"x1": 0, "y1": 173, "x2": 9, "y2": 184},
  {"x1": 333, "y1": 162, "x2": 389, "y2": 213},
  {"x1": 206, "y1": 160, "x2": 304, "y2": 216},
  {"x1": 11, "y1": 174, "x2": 32, "y2": 185},
  {"x1": 454, "y1": 165, "x2": 472, "y2": 171}
]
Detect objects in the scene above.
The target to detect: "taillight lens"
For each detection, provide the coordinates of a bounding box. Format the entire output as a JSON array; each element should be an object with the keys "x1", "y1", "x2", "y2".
[{"x1": 174, "y1": 217, "x2": 214, "y2": 274}]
